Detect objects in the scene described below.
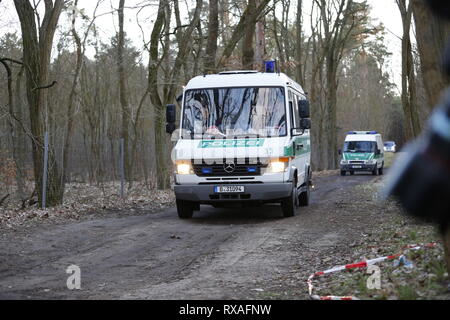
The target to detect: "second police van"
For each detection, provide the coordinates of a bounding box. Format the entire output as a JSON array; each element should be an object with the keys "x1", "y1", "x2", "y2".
[
  {"x1": 166, "y1": 62, "x2": 312, "y2": 219},
  {"x1": 340, "y1": 131, "x2": 385, "y2": 176}
]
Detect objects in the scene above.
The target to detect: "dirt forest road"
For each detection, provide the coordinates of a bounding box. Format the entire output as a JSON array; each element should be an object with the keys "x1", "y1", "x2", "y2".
[{"x1": 0, "y1": 172, "x2": 389, "y2": 300}]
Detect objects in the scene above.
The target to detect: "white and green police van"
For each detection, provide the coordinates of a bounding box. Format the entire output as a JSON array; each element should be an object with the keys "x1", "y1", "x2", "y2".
[
  {"x1": 166, "y1": 63, "x2": 312, "y2": 219},
  {"x1": 340, "y1": 131, "x2": 384, "y2": 176}
]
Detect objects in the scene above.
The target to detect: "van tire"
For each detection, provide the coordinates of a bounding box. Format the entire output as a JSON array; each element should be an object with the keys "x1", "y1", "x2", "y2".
[
  {"x1": 176, "y1": 199, "x2": 194, "y2": 219},
  {"x1": 350, "y1": 171, "x2": 355, "y2": 175},
  {"x1": 299, "y1": 183, "x2": 310, "y2": 207},
  {"x1": 372, "y1": 168, "x2": 378, "y2": 176},
  {"x1": 378, "y1": 162, "x2": 384, "y2": 175},
  {"x1": 340, "y1": 170, "x2": 346, "y2": 176},
  {"x1": 281, "y1": 183, "x2": 297, "y2": 218}
]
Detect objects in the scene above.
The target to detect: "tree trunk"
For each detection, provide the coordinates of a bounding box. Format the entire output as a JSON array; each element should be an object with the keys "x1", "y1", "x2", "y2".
[
  {"x1": 242, "y1": 0, "x2": 256, "y2": 69},
  {"x1": 254, "y1": 0, "x2": 266, "y2": 71},
  {"x1": 0, "y1": 58, "x2": 27, "y2": 201},
  {"x1": 148, "y1": 0, "x2": 169, "y2": 190},
  {"x1": 204, "y1": 0, "x2": 219, "y2": 73},
  {"x1": 412, "y1": 0, "x2": 450, "y2": 109},
  {"x1": 118, "y1": 0, "x2": 132, "y2": 187},
  {"x1": 62, "y1": 0, "x2": 83, "y2": 186},
  {"x1": 14, "y1": 0, "x2": 64, "y2": 207},
  {"x1": 295, "y1": 0, "x2": 303, "y2": 83},
  {"x1": 397, "y1": 0, "x2": 420, "y2": 140}
]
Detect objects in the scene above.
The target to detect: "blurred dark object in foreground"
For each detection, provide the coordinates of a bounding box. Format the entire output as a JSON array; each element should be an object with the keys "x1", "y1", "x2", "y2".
[
  {"x1": 426, "y1": 0, "x2": 450, "y2": 20},
  {"x1": 385, "y1": 0, "x2": 450, "y2": 233},
  {"x1": 384, "y1": 91, "x2": 450, "y2": 232}
]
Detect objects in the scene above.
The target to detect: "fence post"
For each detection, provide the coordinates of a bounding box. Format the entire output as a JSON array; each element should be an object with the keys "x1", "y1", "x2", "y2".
[
  {"x1": 42, "y1": 132, "x2": 49, "y2": 209},
  {"x1": 120, "y1": 138, "x2": 125, "y2": 198}
]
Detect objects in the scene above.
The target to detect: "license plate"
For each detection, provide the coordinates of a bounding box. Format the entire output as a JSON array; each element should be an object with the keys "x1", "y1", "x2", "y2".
[
  {"x1": 352, "y1": 165, "x2": 362, "y2": 169},
  {"x1": 214, "y1": 186, "x2": 245, "y2": 193}
]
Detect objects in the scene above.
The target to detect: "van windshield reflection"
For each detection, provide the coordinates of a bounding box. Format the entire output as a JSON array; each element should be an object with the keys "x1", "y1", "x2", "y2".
[{"x1": 181, "y1": 87, "x2": 286, "y2": 139}]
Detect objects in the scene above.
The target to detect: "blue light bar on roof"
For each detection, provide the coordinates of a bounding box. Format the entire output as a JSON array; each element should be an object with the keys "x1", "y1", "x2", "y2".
[
  {"x1": 367, "y1": 131, "x2": 378, "y2": 134},
  {"x1": 265, "y1": 60, "x2": 276, "y2": 73}
]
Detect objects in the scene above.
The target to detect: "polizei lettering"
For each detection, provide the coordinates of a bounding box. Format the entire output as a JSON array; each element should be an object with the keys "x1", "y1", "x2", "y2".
[{"x1": 223, "y1": 304, "x2": 271, "y2": 315}]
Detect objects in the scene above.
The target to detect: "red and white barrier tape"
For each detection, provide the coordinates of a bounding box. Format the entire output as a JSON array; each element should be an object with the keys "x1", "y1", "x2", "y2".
[{"x1": 307, "y1": 242, "x2": 437, "y2": 300}]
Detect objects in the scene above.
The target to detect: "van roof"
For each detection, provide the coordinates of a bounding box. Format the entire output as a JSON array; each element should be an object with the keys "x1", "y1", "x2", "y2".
[
  {"x1": 184, "y1": 72, "x2": 305, "y2": 94},
  {"x1": 345, "y1": 134, "x2": 381, "y2": 142}
]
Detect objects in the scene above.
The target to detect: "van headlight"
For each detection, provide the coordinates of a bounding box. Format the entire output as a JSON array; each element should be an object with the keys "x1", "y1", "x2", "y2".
[
  {"x1": 267, "y1": 157, "x2": 289, "y2": 173},
  {"x1": 367, "y1": 159, "x2": 377, "y2": 164},
  {"x1": 176, "y1": 161, "x2": 192, "y2": 175},
  {"x1": 341, "y1": 160, "x2": 348, "y2": 164}
]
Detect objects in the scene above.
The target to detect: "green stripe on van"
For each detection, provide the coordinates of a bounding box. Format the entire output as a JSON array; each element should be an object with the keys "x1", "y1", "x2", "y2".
[
  {"x1": 343, "y1": 153, "x2": 374, "y2": 161},
  {"x1": 284, "y1": 137, "x2": 310, "y2": 157},
  {"x1": 199, "y1": 139, "x2": 265, "y2": 148}
]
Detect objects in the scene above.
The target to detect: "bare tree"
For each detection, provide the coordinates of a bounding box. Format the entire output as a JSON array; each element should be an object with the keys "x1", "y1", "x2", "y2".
[
  {"x1": 0, "y1": 57, "x2": 27, "y2": 201},
  {"x1": 311, "y1": 0, "x2": 369, "y2": 170},
  {"x1": 217, "y1": 0, "x2": 271, "y2": 69},
  {"x1": 295, "y1": 0, "x2": 304, "y2": 83},
  {"x1": 117, "y1": 0, "x2": 132, "y2": 187},
  {"x1": 13, "y1": 0, "x2": 64, "y2": 207},
  {"x1": 396, "y1": 0, "x2": 421, "y2": 140}
]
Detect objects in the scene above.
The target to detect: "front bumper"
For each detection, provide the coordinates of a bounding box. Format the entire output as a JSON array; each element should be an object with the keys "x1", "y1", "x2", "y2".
[
  {"x1": 341, "y1": 164, "x2": 376, "y2": 172},
  {"x1": 174, "y1": 183, "x2": 292, "y2": 203}
]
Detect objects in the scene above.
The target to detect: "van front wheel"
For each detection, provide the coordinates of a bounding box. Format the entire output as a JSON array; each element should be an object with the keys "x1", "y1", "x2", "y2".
[
  {"x1": 176, "y1": 199, "x2": 194, "y2": 219},
  {"x1": 281, "y1": 183, "x2": 297, "y2": 218}
]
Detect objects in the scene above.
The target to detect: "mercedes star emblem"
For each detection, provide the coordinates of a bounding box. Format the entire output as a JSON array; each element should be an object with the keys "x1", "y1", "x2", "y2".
[{"x1": 223, "y1": 162, "x2": 236, "y2": 173}]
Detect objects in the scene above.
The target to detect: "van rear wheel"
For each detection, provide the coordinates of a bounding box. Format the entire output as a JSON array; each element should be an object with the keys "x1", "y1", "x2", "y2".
[
  {"x1": 298, "y1": 183, "x2": 310, "y2": 207},
  {"x1": 176, "y1": 199, "x2": 194, "y2": 219}
]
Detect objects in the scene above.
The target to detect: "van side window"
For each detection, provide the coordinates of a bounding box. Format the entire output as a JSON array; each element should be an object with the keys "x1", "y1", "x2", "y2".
[
  {"x1": 293, "y1": 94, "x2": 300, "y2": 129},
  {"x1": 288, "y1": 91, "x2": 295, "y2": 129},
  {"x1": 289, "y1": 91, "x2": 301, "y2": 135}
]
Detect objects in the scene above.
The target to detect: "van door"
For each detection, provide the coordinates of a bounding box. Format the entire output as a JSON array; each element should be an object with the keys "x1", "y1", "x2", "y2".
[
  {"x1": 377, "y1": 136, "x2": 384, "y2": 168},
  {"x1": 289, "y1": 90, "x2": 309, "y2": 186}
]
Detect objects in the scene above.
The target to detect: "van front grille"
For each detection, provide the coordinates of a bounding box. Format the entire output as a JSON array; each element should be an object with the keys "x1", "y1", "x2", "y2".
[{"x1": 192, "y1": 160, "x2": 266, "y2": 177}]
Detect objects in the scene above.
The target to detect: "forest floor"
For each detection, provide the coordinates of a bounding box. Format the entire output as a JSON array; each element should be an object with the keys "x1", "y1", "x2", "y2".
[{"x1": 0, "y1": 153, "x2": 449, "y2": 300}]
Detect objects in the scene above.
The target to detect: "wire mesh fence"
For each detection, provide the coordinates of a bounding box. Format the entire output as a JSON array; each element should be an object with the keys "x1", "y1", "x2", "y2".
[{"x1": 0, "y1": 128, "x2": 164, "y2": 210}]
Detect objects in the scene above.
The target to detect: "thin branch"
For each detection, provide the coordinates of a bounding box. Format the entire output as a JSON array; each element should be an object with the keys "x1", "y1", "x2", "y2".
[{"x1": 32, "y1": 80, "x2": 57, "y2": 91}]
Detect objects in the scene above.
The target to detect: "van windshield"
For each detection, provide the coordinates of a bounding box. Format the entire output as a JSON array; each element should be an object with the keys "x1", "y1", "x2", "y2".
[
  {"x1": 181, "y1": 87, "x2": 286, "y2": 139},
  {"x1": 344, "y1": 141, "x2": 376, "y2": 153}
]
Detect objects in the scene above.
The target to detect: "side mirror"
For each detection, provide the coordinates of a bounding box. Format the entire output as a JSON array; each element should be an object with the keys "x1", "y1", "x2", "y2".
[
  {"x1": 338, "y1": 149, "x2": 342, "y2": 156},
  {"x1": 298, "y1": 99, "x2": 310, "y2": 119},
  {"x1": 376, "y1": 149, "x2": 381, "y2": 155},
  {"x1": 166, "y1": 123, "x2": 176, "y2": 134},
  {"x1": 300, "y1": 118, "x2": 311, "y2": 130},
  {"x1": 166, "y1": 104, "x2": 176, "y2": 123},
  {"x1": 166, "y1": 104, "x2": 176, "y2": 134}
]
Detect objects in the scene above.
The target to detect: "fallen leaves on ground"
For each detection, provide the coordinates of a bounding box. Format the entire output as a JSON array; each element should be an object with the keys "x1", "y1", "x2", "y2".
[{"x1": 0, "y1": 181, "x2": 175, "y2": 230}]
